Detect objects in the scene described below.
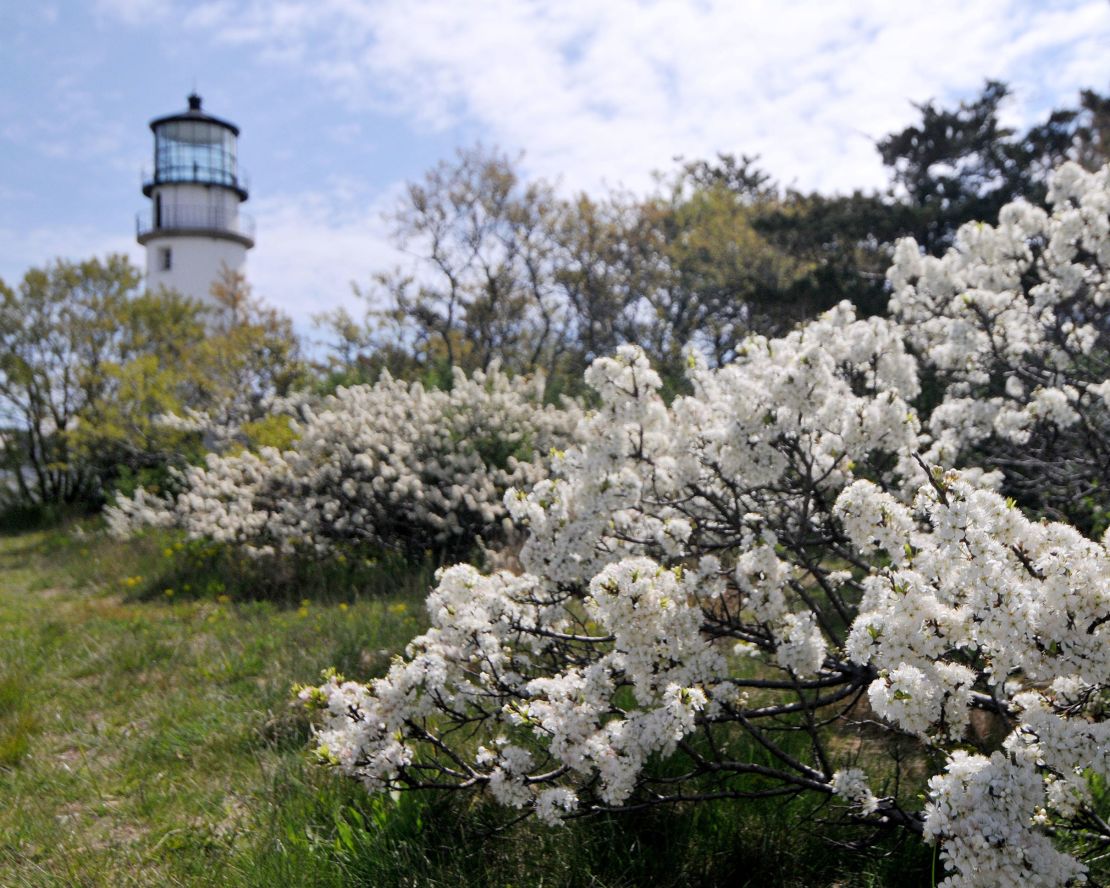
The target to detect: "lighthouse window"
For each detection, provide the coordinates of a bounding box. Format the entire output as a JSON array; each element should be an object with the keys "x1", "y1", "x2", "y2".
[
  {"x1": 155, "y1": 121, "x2": 237, "y2": 188},
  {"x1": 159, "y1": 247, "x2": 173, "y2": 271}
]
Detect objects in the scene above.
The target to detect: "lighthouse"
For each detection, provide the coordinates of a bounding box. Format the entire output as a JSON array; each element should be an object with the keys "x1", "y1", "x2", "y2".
[{"x1": 136, "y1": 93, "x2": 254, "y2": 302}]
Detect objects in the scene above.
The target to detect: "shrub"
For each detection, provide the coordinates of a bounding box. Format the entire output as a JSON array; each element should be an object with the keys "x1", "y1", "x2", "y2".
[
  {"x1": 109, "y1": 365, "x2": 580, "y2": 561},
  {"x1": 303, "y1": 164, "x2": 1110, "y2": 888}
]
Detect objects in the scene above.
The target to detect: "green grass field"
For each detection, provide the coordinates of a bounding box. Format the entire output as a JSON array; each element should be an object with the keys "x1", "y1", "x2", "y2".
[{"x1": 0, "y1": 523, "x2": 935, "y2": 887}]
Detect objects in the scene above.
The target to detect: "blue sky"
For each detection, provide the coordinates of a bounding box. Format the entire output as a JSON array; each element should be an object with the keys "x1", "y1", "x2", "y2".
[{"x1": 2, "y1": 0, "x2": 1108, "y2": 333}]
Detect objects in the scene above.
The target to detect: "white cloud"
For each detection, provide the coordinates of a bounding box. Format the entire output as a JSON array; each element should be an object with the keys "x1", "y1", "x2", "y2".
[
  {"x1": 247, "y1": 185, "x2": 405, "y2": 333},
  {"x1": 94, "y1": 0, "x2": 175, "y2": 26},
  {"x1": 169, "y1": 0, "x2": 1110, "y2": 193}
]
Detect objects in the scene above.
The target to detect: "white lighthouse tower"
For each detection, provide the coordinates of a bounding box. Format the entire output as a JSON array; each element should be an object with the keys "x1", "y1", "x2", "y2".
[{"x1": 137, "y1": 93, "x2": 254, "y2": 302}]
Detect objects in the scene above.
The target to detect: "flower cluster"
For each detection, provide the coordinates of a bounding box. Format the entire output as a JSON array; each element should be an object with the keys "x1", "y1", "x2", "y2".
[
  {"x1": 108, "y1": 366, "x2": 580, "y2": 558},
  {"x1": 923, "y1": 752, "x2": 1089, "y2": 888},
  {"x1": 890, "y1": 162, "x2": 1110, "y2": 524},
  {"x1": 839, "y1": 468, "x2": 1110, "y2": 885},
  {"x1": 304, "y1": 558, "x2": 720, "y2": 815},
  {"x1": 302, "y1": 301, "x2": 928, "y2": 827}
]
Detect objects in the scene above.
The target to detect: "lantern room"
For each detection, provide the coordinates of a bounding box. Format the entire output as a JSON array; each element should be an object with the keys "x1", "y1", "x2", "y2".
[{"x1": 143, "y1": 93, "x2": 248, "y2": 199}]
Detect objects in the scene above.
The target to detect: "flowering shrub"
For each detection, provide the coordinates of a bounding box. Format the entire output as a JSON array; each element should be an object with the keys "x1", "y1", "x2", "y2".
[
  {"x1": 890, "y1": 162, "x2": 1110, "y2": 529},
  {"x1": 108, "y1": 365, "x2": 580, "y2": 559},
  {"x1": 303, "y1": 164, "x2": 1110, "y2": 888}
]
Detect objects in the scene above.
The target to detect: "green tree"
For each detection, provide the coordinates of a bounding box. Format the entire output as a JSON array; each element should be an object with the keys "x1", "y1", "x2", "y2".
[
  {"x1": 323, "y1": 147, "x2": 817, "y2": 390},
  {"x1": 372, "y1": 146, "x2": 567, "y2": 377},
  {"x1": 0, "y1": 258, "x2": 306, "y2": 510},
  {"x1": 319, "y1": 85, "x2": 1109, "y2": 390},
  {"x1": 198, "y1": 267, "x2": 306, "y2": 444},
  {"x1": 749, "y1": 84, "x2": 1110, "y2": 315},
  {"x1": 635, "y1": 164, "x2": 815, "y2": 375},
  {"x1": 878, "y1": 80, "x2": 1110, "y2": 253},
  {"x1": 551, "y1": 191, "x2": 650, "y2": 377},
  {"x1": 0, "y1": 256, "x2": 207, "y2": 506},
  {"x1": 751, "y1": 188, "x2": 909, "y2": 319}
]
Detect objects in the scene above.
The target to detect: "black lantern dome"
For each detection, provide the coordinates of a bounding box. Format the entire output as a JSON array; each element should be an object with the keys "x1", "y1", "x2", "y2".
[{"x1": 143, "y1": 93, "x2": 248, "y2": 200}]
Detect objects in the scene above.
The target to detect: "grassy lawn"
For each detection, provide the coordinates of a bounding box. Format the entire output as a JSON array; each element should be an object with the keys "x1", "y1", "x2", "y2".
[
  {"x1": 0, "y1": 524, "x2": 934, "y2": 887},
  {"x1": 0, "y1": 525, "x2": 430, "y2": 886}
]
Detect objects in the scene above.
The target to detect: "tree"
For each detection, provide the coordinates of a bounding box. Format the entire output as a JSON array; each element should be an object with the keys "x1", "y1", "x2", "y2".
[
  {"x1": 634, "y1": 164, "x2": 816, "y2": 374},
  {"x1": 369, "y1": 146, "x2": 568, "y2": 378},
  {"x1": 324, "y1": 147, "x2": 819, "y2": 391},
  {"x1": 0, "y1": 258, "x2": 306, "y2": 510},
  {"x1": 879, "y1": 80, "x2": 1110, "y2": 253},
  {"x1": 0, "y1": 256, "x2": 206, "y2": 507},
  {"x1": 318, "y1": 85, "x2": 1110, "y2": 393},
  {"x1": 550, "y1": 192, "x2": 650, "y2": 380},
  {"x1": 733, "y1": 83, "x2": 1110, "y2": 321},
  {"x1": 189, "y1": 268, "x2": 307, "y2": 450},
  {"x1": 751, "y1": 188, "x2": 910, "y2": 318}
]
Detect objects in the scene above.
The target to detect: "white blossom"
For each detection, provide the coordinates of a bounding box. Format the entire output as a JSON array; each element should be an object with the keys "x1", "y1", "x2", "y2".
[{"x1": 108, "y1": 365, "x2": 580, "y2": 556}]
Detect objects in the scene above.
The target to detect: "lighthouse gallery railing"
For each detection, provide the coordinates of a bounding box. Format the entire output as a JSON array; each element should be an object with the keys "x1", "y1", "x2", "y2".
[{"x1": 136, "y1": 205, "x2": 256, "y2": 241}]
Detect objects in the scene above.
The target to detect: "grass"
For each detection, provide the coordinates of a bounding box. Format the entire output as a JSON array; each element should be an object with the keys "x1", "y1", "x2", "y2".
[
  {"x1": 0, "y1": 521, "x2": 939, "y2": 887},
  {"x1": 0, "y1": 524, "x2": 427, "y2": 886}
]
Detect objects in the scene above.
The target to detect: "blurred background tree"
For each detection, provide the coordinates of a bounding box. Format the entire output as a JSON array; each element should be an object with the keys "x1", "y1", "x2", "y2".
[
  {"x1": 318, "y1": 82, "x2": 1109, "y2": 393},
  {"x1": 877, "y1": 80, "x2": 1110, "y2": 253},
  {"x1": 0, "y1": 256, "x2": 205, "y2": 508},
  {"x1": 0, "y1": 257, "x2": 304, "y2": 514},
  {"x1": 196, "y1": 268, "x2": 307, "y2": 451}
]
